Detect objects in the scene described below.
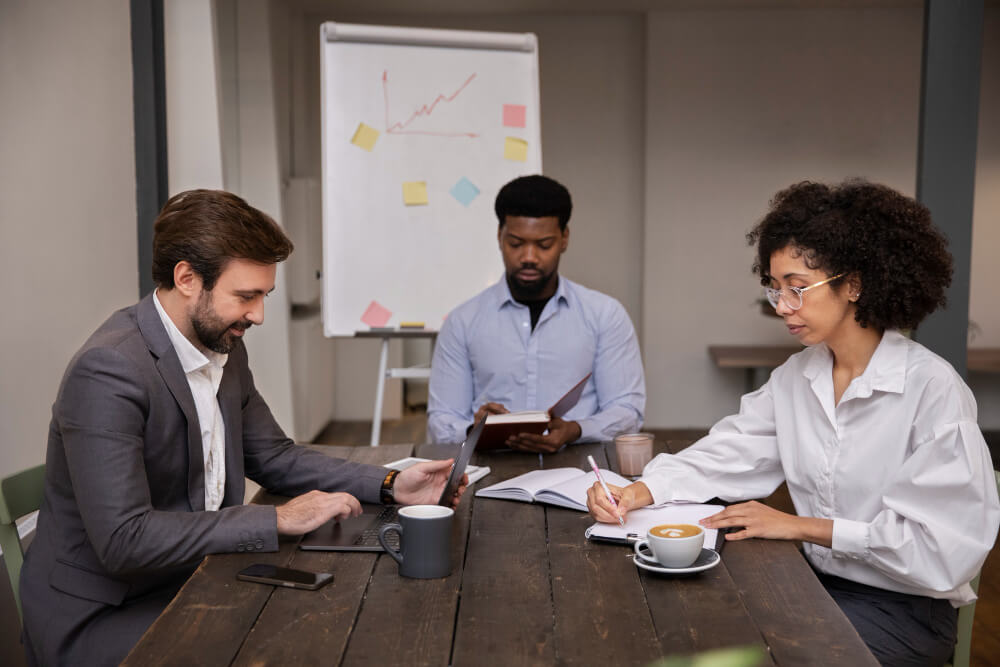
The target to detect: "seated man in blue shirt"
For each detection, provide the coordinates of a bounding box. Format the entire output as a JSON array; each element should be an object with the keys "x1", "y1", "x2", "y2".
[{"x1": 427, "y1": 175, "x2": 645, "y2": 452}]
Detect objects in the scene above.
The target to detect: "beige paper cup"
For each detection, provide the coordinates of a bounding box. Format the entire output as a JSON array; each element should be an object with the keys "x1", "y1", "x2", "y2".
[{"x1": 614, "y1": 432, "x2": 654, "y2": 476}]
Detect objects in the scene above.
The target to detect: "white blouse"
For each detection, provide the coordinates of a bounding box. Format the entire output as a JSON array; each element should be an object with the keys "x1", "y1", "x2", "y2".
[{"x1": 641, "y1": 330, "x2": 999, "y2": 605}]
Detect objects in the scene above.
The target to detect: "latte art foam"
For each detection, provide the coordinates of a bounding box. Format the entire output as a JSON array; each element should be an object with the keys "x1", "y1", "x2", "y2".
[{"x1": 650, "y1": 523, "x2": 701, "y2": 539}]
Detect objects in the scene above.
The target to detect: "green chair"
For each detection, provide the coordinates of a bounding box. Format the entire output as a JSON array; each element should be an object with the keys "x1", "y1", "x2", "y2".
[
  {"x1": 951, "y1": 468, "x2": 1000, "y2": 667},
  {"x1": 0, "y1": 464, "x2": 45, "y2": 622}
]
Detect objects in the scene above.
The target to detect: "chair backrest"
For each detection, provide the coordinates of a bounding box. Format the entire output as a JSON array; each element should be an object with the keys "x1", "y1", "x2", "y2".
[
  {"x1": 0, "y1": 464, "x2": 46, "y2": 621},
  {"x1": 951, "y1": 468, "x2": 1000, "y2": 667}
]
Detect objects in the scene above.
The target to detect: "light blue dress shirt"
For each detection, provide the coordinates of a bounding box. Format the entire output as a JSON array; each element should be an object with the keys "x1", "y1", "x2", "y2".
[{"x1": 427, "y1": 276, "x2": 645, "y2": 444}]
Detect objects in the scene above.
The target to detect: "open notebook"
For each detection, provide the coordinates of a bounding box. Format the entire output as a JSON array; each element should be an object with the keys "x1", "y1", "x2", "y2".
[{"x1": 474, "y1": 467, "x2": 630, "y2": 512}]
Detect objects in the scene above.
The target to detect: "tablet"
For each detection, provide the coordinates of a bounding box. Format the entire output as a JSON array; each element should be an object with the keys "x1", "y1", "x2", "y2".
[{"x1": 437, "y1": 416, "x2": 486, "y2": 505}]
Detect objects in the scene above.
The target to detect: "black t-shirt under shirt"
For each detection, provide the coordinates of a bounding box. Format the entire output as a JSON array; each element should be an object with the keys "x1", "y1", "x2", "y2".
[{"x1": 518, "y1": 296, "x2": 551, "y2": 331}]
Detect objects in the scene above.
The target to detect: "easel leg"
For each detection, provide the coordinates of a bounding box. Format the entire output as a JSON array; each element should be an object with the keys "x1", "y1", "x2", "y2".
[{"x1": 371, "y1": 337, "x2": 389, "y2": 447}]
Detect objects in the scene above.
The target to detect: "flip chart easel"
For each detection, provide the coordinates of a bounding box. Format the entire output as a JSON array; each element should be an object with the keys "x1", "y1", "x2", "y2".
[{"x1": 355, "y1": 330, "x2": 437, "y2": 446}]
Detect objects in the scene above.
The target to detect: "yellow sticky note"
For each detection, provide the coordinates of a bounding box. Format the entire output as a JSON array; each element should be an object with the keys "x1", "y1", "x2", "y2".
[
  {"x1": 402, "y1": 181, "x2": 428, "y2": 206},
  {"x1": 503, "y1": 136, "x2": 528, "y2": 162},
  {"x1": 350, "y1": 122, "x2": 379, "y2": 151}
]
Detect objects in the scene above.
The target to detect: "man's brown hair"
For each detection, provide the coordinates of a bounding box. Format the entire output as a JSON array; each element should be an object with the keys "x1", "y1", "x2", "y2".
[{"x1": 151, "y1": 189, "x2": 293, "y2": 291}]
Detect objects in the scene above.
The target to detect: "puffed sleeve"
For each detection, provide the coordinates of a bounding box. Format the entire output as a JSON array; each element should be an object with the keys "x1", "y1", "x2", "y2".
[
  {"x1": 831, "y1": 411, "x2": 999, "y2": 594},
  {"x1": 640, "y1": 379, "x2": 784, "y2": 505}
]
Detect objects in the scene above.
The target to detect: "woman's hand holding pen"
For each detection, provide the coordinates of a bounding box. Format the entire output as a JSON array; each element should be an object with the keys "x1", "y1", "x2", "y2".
[{"x1": 586, "y1": 481, "x2": 654, "y2": 524}]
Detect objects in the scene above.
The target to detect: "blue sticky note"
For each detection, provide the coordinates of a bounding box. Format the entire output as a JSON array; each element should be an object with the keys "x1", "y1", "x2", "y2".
[{"x1": 450, "y1": 177, "x2": 480, "y2": 207}]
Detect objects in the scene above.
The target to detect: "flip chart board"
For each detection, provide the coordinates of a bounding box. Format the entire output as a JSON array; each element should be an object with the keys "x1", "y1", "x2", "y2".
[{"x1": 320, "y1": 22, "x2": 543, "y2": 336}]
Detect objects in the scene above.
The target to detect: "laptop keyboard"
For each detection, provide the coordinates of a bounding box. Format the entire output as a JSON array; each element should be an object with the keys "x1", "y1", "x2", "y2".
[{"x1": 356, "y1": 505, "x2": 400, "y2": 549}]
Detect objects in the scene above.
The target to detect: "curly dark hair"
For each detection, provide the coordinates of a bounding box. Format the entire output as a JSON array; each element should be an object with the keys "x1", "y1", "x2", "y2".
[
  {"x1": 747, "y1": 179, "x2": 953, "y2": 331},
  {"x1": 495, "y1": 175, "x2": 572, "y2": 229}
]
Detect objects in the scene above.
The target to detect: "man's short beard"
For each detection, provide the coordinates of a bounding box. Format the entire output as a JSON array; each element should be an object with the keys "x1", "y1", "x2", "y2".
[
  {"x1": 507, "y1": 269, "x2": 555, "y2": 300},
  {"x1": 190, "y1": 290, "x2": 249, "y2": 354}
]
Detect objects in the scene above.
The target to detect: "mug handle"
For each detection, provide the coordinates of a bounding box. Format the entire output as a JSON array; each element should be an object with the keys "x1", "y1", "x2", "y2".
[
  {"x1": 378, "y1": 523, "x2": 404, "y2": 564},
  {"x1": 633, "y1": 539, "x2": 650, "y2": 560}
]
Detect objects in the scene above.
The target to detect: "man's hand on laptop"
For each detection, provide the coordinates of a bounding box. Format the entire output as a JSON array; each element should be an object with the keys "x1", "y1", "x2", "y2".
[
  {"x1": 276, "y1": 490, "x2": 362, "y2": 535},
  {"x1": 394, "y1": 459, "x2": 468, "y2": 508},
  {"x1": 508, "y1": 417, "x2": 582, "y2": 454}
]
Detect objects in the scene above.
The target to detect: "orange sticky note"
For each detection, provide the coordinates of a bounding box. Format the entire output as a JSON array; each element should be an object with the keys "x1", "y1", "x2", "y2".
[
  {"x1": 350, "y1": 122, "x2": 379, "y2": 151},
  {"x1": 402, "y1": 181, "x2": 428, "y2": 206},
  {"x1": 503, "y1": 137, "x2": 528, "y2": 162}
]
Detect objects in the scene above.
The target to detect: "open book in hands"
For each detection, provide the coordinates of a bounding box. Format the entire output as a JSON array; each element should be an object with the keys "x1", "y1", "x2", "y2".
[
  {"x1": 478, "y1": 372, "x2": 591, "y2": 450},
  {"x1": 474, "y1": 466, "x2": 630, "y2": 512}
]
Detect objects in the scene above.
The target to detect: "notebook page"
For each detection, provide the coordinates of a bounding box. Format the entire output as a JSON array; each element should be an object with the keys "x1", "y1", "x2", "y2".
[
  {"x1": 476, "y1": 467, "x2": 585, "y2": 499},
  {"x1": 535, "y1": 470, "x2": 632, "y2": 511}
]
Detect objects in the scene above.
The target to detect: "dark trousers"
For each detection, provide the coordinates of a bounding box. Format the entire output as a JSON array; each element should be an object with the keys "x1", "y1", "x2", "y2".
[{"x1": 816, "y1": 571, "x2": 958, "y2": 667}]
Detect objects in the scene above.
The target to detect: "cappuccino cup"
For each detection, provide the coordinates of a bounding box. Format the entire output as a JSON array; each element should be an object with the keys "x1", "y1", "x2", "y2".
[{"x1": 634, "y1": 523, "x2": 703, "y2": 568}]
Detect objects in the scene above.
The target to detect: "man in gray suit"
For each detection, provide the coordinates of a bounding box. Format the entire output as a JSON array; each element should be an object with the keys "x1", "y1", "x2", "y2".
[{"x1": 20, "y1": 190, "x2": 465, "y2": 666}]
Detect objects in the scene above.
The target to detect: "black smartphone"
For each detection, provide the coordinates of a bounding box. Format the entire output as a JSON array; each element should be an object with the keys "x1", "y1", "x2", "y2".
[{"x1": 236, "y1": 564, "x2": 334, "y2": 590}]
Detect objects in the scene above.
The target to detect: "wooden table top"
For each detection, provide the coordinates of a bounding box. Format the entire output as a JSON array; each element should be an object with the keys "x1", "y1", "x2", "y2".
[
  {"x1": 124, "y1": 441, "x2": 877, "y2": 666},
  {"x1": 710, "y1": 344, "x2": 1000, "y2": 373}
]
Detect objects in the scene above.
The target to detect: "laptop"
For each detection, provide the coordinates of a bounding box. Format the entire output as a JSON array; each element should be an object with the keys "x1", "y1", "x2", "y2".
[{"x1": 299, "y1": 417, "x2": 485, "y2": 552}]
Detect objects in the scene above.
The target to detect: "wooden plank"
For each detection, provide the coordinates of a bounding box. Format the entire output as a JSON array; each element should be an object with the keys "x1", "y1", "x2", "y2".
[
  {"x1": 708, "y1": 345, "x2": 802, "y2": 369},
  {"x1": 640, "y1": 549, "x2": 773, "y2": 660},
  {"x1": 542, "y1": 444, "x2": 663, "y2": 662},
  {"x1": 969, "y1": 348, "x2": 1000, "y2": 373},
  {"x1": 723, "y1": 539, "x2": 878, "y2": 666},
  {"x1": 590, "y1": 442, "x2": 772, "y2": 661},
  {"x1": 340, "y1": 480, "x2": 473, "y2": 666},
  {"x1": 231, "y1": 548, "x2": 377, "y2": 667},
  {"x1": 122, "y1": 541, "x2": 298, "y2": 667},
  {"x1": 451, "y1": 449, "x2": 556, "y2": 665},
  {"x1": 229, "y1": 444, "x2": 411, "y2": 666},
  {"x1": 710, "y1": 344, "x2": 1000, "y2": 374}
]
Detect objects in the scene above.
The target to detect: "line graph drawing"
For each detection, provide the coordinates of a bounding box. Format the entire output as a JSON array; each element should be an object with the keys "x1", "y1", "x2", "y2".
[{"x1": 382, "y1": 70, "x2": 479, "y2": 138}]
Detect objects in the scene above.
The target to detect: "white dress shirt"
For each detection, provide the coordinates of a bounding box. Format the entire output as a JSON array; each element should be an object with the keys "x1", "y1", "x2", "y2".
[
  {"x1": 153, "y1": 290, "x2": 228, "y2": 511},
  {"x1": 641, "y1": 330, "x2": 999, "y2": 605},
  {"x1": 427, "y1": 276, "x2": 645, "y2": 444}
]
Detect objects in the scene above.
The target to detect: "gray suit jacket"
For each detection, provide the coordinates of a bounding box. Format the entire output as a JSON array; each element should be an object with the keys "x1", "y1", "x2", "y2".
[{"x1": 20, "y1": 294, "x2": 386, "y2": 666}]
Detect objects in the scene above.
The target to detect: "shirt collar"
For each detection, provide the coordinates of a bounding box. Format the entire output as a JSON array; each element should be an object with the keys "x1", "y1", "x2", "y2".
[
  {"x1": 494, "y1": 273, "x2": 570, "y2": 310},
  {"x1": 152, "y1": 289, "x2": 228, "y2": 375},
  {"x1": 802, "y1": 329, "x2": 907, "y2": 396}
]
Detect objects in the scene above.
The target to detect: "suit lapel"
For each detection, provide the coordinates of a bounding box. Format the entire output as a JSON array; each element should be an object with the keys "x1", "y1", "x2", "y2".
[{"x1": 136, "y1": 293, "x2": 206, "y2": 511}]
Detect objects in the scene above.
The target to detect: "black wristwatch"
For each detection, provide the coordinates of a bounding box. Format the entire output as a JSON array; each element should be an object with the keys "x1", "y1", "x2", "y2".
[{"x1": 380, "y1": 469, "x2": 400, "y2": 505}]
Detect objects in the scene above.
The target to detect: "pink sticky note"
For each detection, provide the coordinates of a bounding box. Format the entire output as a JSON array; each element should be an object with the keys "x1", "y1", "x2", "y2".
[
  {"x1": 502, "y1": 104, "x2": 526, "y2": 128},
  {"x1": 361, "y1": 300, "x2": 392, "y2": 327}
]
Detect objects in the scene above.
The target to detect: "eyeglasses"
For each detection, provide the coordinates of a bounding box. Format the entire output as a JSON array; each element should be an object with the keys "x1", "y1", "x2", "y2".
[{"x1": 764, "y1": 273, "x2": 845, "y2": 311}]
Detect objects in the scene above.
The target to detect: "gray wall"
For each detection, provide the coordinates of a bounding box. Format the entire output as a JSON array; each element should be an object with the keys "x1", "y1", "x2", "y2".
[
  {"x1": 644, "y1": 6, "x2": 923, "y2": 426},
  {"x1": 2, "y1": 3, "x2": 998, "y2": 481},
  {"x1": 0, "y1": 0, "x2": 138, "y2": 478},
  {"x1": 279, "y1": 2, "x2": 1000, "y2": 429}
]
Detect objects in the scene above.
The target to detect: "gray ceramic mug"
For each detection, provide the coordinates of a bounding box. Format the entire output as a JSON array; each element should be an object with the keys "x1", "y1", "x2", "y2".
[{"x1": 378, "y1": 505, "x2": 454, "y2": 579}]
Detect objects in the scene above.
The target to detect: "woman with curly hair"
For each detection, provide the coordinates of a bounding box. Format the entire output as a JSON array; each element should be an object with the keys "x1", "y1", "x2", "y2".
[{"x1": 588, "y1": 180, "x2": 999, "y2": 666}]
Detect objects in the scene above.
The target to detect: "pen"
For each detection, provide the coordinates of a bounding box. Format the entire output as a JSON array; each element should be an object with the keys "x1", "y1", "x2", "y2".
[{"x1": 587, "y1": 455, "x2": 626, "y2": 528}]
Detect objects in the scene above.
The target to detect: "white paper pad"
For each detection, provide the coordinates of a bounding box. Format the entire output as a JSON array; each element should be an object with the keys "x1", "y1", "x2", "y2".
[{"x1": 585, "y1": 503, "x2": 724, "y2": 550}]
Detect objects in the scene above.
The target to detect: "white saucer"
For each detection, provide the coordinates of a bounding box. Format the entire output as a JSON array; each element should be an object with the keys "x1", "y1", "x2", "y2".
[{"x1": 633, "y1": 546, "x2": 721, "y2": 575}]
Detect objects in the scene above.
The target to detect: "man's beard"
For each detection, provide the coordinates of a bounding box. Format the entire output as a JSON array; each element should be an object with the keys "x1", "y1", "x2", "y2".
[
  {"x1": 507, "y1": 266, "x2": 555, "y2": 300},
  {"x1": 190, "y1": 290, "x2": 251, "y2": 354}
]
